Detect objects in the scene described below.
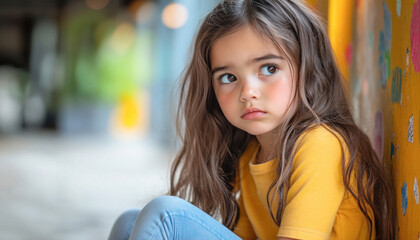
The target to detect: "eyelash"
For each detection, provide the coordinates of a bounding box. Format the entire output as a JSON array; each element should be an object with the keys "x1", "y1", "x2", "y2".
[{"x1": 216, "y1": 63, "x2": 280, "y2": 84}]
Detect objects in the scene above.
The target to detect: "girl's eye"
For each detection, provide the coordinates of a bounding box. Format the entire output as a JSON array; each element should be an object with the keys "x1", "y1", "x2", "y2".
[
  {"x1": 261, "y1": 65, "x2": 278, "y2": 75},
  {"x1": 219, "y1": 74, "x2": 237, "y2": 84}
]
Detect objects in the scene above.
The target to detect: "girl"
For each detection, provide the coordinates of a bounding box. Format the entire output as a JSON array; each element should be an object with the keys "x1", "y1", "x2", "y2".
[{"x1": 108, "y1": 0, "x2": 395, "y2": 239}]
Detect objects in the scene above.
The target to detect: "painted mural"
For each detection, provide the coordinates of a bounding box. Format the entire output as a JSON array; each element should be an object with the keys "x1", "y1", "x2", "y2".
[
  {"x1": 308, "y1": 0, "x2": 419, "y2": 238},
  {"x1": 345, "y1": 0, "x2": 420, "y2": 238}
]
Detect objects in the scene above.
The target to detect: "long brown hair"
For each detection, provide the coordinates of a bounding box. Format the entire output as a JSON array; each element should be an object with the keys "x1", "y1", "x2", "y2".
[{"x1": 170, "y1": 0, "x2": 395, "y2": 239}]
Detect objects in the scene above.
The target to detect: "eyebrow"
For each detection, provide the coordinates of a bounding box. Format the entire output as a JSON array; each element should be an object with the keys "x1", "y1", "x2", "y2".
[{"x1": 211, "y1": 54, "x2": 284, "y2": 76}]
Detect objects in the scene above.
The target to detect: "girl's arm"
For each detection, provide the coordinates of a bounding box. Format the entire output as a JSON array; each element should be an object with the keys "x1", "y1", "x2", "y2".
[{"x1": 278, "y1": 237, "x2": 298, "y2": 240}]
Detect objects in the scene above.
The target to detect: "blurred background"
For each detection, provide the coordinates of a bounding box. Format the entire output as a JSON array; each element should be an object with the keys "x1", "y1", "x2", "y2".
[
  {"x1": 0, "y1": 0, "x2": 219, "y2": 239},
  {"x1": 0, "y1": 0, "x2": 419, "y2": 239}
]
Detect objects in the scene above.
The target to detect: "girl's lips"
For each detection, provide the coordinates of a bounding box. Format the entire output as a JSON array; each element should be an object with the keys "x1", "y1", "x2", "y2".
[
  {"x1": 241, "y1": 111, "x2": 266, "y2": 120},
  {"x1": 241, "y1": 108, "x2": 266, "y2": 120}
]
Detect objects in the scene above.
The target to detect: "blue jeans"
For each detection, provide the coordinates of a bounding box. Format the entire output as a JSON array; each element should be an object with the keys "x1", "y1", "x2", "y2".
[{"x1": 108, "y1": 196, "x2": 242, "y2": 240}]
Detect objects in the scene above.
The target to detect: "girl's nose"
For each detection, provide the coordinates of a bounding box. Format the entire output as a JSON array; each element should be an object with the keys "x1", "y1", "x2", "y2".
[{"x1": 240, "y1": 80, "x2": 260, "y2": 102}]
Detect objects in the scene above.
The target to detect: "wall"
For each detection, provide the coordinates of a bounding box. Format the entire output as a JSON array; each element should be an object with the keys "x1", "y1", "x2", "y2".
[
  {"x1": 309, "y1": 0, "x2": 420, "y2": 238},
  {"x1": 333, "y1": 0, "x2": 420, "y2": 238}
]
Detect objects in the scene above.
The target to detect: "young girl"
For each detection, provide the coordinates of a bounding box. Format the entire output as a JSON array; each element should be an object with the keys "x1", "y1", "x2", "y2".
[{"x1": 108, "y1": 0, "x2": 395, "y2": 239}]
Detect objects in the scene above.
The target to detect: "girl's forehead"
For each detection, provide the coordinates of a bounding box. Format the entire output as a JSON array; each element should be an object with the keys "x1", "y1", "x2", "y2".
[
  {"x1": 209, "y1": 26, "x2": 284, "y2": 66},
  {"x1": 213, "y1": 25, "x2": 275, "y2": 49}
]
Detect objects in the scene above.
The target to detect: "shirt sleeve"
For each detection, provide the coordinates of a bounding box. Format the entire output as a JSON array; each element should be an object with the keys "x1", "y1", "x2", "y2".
[
  {"x1": 233, "y1": 192, "x2": 257, "y2": 240},
  {"x1": 277, "y1": 128, "x2": 346, "y2": 240}
]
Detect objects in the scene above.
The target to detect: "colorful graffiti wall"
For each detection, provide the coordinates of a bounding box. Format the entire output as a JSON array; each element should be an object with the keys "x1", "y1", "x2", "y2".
[
  {"x1": 309, "y1": 0, "x2": 420, "y2": 238},
  {"x1": 342, "y1": 0, "x2": 419, "y2": 238}
]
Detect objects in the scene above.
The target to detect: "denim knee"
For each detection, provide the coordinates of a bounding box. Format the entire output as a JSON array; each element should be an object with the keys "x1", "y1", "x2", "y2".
[
  {"x1": 128, "y1": 196, "x2": 241, "y2": 240},
  {"x1": 143, "y1": 196, "x2": 186, "y2": 213},
  {"x1": 116, "y1": 209, "x2": 141, "y2": 226},
  {"x1": 108, "y1": 209, "x2": 141, "y2": 240},
  {"x1": 140, "y1": 195, "x2": 191, "y2": 220}
]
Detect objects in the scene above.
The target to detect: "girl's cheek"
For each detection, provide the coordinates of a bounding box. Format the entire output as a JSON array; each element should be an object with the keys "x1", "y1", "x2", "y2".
[
  {"x1": 214, "y1": 83, "x2": 237, "y2": 104},
  {"x1": 268, "y1": 77, "x2": 293, "y2": 104},
  {"x1": 216, "y1": 93, "x2": 237, "y2": 118},
  {"x1": 217, "y1": 94, "x2": 233, "y2": 109},
  {"x1": 217, "y1": 82, "x2": 237, "y2": 93}
]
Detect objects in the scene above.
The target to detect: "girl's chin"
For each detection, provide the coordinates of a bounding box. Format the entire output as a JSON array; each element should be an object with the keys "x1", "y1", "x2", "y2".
[
  {"x1": 231, "y1": 122, "x2": 279, "y2": 136},
  {"x1": 242, "y1": 128, "x2": 275, "y2": 137}
]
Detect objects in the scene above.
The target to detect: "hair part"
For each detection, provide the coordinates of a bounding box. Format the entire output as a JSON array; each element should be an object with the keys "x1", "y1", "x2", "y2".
[{"x1": 170, "y1": 0, "x2": 395, "y2": 239}]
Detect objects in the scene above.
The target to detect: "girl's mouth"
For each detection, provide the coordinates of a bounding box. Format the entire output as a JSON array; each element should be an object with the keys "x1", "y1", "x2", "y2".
[{"x1": 241, "y1": 108, "x2": 266, "y2": 119}]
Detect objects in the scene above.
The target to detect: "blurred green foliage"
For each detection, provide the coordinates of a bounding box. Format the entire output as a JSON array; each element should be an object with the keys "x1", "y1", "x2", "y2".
[{"x1": 61, "y1": 9, "x2": 139, "y2": 104}]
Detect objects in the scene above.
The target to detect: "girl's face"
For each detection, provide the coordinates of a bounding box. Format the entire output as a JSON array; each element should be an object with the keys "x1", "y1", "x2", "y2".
[{"x1": 210, "y1": 26, "x2": 296, "y2": 138}]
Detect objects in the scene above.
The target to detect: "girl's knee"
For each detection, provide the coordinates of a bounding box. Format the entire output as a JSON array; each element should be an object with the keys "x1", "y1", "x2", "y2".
[
  {"x1": 113, "y1": 209, "x2": 141, "y2": 228},
  {"x1": 109, "y1": 209, "x2": 141, "y2": 240},
  {"x1": 143, "y1": 195, "x2": 188, "y2": 214}
]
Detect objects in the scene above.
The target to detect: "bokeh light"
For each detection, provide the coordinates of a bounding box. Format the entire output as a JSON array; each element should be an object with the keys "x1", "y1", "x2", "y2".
[
  {"x1": 136, "y1": 2, "x2": 157, "y2": 24},
  {"x1": 110, "y1": 23, "x2": 136, "y2": 53},
  {"x1": 86, "y1": 0, "x2": 111, "y2": 10},
  {"x1": 161, "y1": 3, "x2": 188, "y2": 29}
]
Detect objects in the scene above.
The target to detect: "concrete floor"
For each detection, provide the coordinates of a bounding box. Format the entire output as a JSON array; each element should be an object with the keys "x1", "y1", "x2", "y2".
[{"x1": 0, "y1": 131, "x2": 173, "y2": 240}]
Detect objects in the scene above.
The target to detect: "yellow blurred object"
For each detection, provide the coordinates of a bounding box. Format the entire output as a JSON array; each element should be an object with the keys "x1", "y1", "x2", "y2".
[
  {"x1": 112, "y1": 91, "x2": 149, "y2": 136},
  {"x1": 121, "y1": 95, "x2": 139, "y2": 127},
  {"x1": 328, "y1": 0, "x2": 354, "y2": 81}
]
